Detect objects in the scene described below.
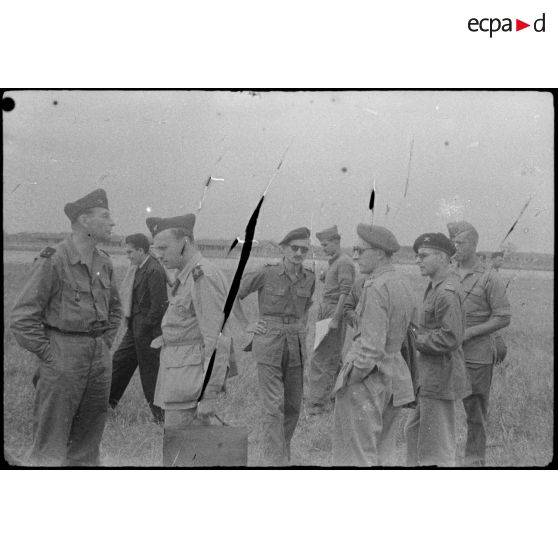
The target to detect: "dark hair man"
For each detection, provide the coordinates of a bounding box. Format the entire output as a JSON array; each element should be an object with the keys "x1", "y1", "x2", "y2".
[
  {"x1": 10, "y1": 188, "x2": 122, "y2": 466},
  {"x1": 109, "y1": 233, "x2": 168, "y2": 422}
]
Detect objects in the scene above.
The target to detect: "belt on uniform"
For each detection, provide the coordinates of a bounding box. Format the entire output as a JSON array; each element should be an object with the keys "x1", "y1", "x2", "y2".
[
  {"x1": 262, "y1": 315, "x2": 301, "y2": 325},
  {"x1": 45, "y1": 325, "x2": 108, "y2": 338}
]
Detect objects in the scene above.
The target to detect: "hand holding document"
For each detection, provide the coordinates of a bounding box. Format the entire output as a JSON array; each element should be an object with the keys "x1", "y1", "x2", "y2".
[{"x1": 313, "y1": 318, "x2": 332, "y2": 350}]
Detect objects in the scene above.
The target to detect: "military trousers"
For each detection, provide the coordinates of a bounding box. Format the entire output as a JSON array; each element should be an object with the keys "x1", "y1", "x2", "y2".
[
  {"x1": 332, "y1": 371, "x2": 402, "y2": 467},
  {"x1": 109, "y1": 318, "x2": 163, "y2": 422},
  {"x1": 405, "y1": 395, "x2": 457, "y2": 467},
  {"x1": 30, "y1": 331, "x2": 111, "y2": 467},
  {"x1": 307, "y1": 304, "x2": 345, "y2": 411},
  {"x1": 257, "y1": 340, "x2": 303, "y2": 467},
  {"x1": 463, "y1": 363, "x2": 493, "y2": 466}
]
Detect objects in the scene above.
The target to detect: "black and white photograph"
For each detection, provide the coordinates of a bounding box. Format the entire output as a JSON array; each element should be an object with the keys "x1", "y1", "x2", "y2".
[{"x1": 3, "y1": 89, "x2": 553, "y2": 468}]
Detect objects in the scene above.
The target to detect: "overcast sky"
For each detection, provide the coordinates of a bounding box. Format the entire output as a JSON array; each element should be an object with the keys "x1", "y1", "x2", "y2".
[{"x1": 3, "y1": 90, "x2": 554, "y2": 253}]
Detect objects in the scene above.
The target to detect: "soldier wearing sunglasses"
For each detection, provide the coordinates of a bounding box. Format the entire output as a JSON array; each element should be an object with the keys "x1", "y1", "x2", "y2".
[{"x1": 239, "y1": 227, "x2": 315, "y2": 466}]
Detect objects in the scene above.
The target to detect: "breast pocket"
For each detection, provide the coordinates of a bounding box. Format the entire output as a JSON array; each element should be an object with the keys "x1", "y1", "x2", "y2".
[
  {"x1": 294, "y1": 286, "x2": 312, "y2": 314},
  {"x1": 93, "y1": 274, "x2": 111, "y2": 320},
  {"x1": 60, "y1": 279, "x2": 90, "y2": 329},
  {"x1": 262, "y1": 286, "x2": 287, "y2": 314}
]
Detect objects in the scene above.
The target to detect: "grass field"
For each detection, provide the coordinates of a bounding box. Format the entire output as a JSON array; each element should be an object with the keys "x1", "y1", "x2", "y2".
[{"x1": 3, "y1": 256, "x2": 554, "y2": 467}]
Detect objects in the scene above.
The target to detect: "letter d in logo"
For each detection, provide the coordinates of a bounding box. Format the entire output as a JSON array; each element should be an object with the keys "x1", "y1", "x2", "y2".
[{"x1": 534, "y1": 13, "x2": 546, "y2": 32}]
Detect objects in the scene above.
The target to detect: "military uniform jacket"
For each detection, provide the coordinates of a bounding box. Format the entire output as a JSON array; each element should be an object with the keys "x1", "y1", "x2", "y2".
[
  {"x1": 155, "y1": 252, "x2": 237, "y2": 410},
  {"x1": 239, "y1": 259, "x2": 315, "y2": 367},
  {"x1": 320, "y1": 252, "x2": 356, "y2": 310},
  {"x1": 336, "y1": 264, "x2": 417, "y2": 406},
  {"x1": 455, "y1": 261, "x2": 511, "y2": 365},
  {"x1": 10, "y1": 237, "x2": 122, "y2": 359},
  {"x1": 415, "y1": 271, "x2": 469, "y2": 400}
]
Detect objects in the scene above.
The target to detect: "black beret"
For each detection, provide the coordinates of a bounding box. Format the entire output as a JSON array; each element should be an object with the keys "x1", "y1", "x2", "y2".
[
  {"x1": 64, "y1": 188, "x2": 109, "y2": 221},
  {"x1": 413, "y1": 232, "x2": 456, "y2": 256},
  {"x1": 279, "y1": 226, "x2": 311, "y2": 246},
  {"x1": 356, "y1": 223, "x2": 400, "y2": 253},
  {"x1": 146, "y1": 214, "x2": 196, "y2": 238}
]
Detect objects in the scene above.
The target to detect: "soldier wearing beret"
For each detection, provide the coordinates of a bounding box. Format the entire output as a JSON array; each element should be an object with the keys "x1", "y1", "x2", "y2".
[
  {"x1": 147, "y1": 214, "x2": 238, "y2": 430},
  {"x1": 405, "y1": 232, "x2": 468, "y2": 467},
  {"x1": 10, "y1": 188, "x2": 122, "y2": 466},
  {"x1": 307, "y1": 225, "x2": 356, "y2": 414},
  {"x1": 239, "y1": 227, "x2": 315, "y2": 466},
  {"x1": 449, "y1": 223, "x2": 511, "y2": 466},
  {"x1": 332, "y1": 224, "x2": 417, "y2": 466}
]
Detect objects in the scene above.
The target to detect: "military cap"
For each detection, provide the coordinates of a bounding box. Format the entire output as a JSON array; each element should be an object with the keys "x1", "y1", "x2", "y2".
[
  {"x1": 146, "y1": 213, "x2": 196, "y2": 237},
  {"x1": 413, "y1": 232, "x2": 456, "y2": 256},
  {"x1": 356, "y1": 223, "x2": 400, "y2": 254},
  {"x1": 491, "y1": 251, "x2": 504, "y2": 258},
  {"x1": 279, "y1": 226, "x2": 311, "y2": 246},
  {"x1": 446, "y1": 220, "x2": 476, "y2": 240},
  {"x1": 316, "y1": 225, "x2": 340, "y2": 242},
  {"x1": 64, "y1": 188, "x2": 109, "y2": 221}
]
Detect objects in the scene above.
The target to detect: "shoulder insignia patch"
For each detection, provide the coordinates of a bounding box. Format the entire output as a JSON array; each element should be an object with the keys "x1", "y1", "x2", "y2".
[
  {"x1": 39, "y1": 247, "x2": 56, "y2": 258},
  {"x1": 192, "y1": 265, "x2": 204, "y2": 281}
]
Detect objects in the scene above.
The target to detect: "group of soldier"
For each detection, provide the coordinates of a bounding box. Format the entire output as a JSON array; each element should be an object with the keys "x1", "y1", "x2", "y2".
[{"x1": 9, "y1": 187, "x2": 511, "y2": 467}]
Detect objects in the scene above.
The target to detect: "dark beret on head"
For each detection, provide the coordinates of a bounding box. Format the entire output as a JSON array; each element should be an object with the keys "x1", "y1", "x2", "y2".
[
  {"x1": 356, "y1": 223, "x2": 400, "y2": 253},
  {"x1": 279, "y1": 227, "x2": 311, "y2": 246},
  {"x1": 146, "y1": 213, "x2": 196, "y2": 238},
  {"x1": 64, "y1": 188, "x2": 109, "y2": 221},
  {"x1": 413, "y1": 232, "x2": 456, "y2": 256}
]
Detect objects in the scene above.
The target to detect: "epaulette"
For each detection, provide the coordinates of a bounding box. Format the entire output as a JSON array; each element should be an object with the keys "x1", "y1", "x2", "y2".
[
  {"x1": 192, "y1": 264, "x2": 204, "y2": 281},
  {"x1": 264, "y1": 262, "x2": 280, "y2": 267},
  {"x1": 39, "y1": 247, "x2": 56, "y2": 258}
]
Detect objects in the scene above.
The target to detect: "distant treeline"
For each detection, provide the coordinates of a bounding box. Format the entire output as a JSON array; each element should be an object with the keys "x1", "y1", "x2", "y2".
[{"x1": 3, "y1": 231, "x2": 554, "y2": 271}]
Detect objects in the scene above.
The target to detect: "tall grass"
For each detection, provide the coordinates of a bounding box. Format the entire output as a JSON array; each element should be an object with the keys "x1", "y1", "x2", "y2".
[{"x1": 3, "y1": 260, "x2": 553, "y2": 467}]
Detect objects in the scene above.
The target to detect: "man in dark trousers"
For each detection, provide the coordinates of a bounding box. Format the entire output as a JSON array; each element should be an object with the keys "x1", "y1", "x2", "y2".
[{"x1": 109, "y1": 233, "x2": 168, "y2": 422}]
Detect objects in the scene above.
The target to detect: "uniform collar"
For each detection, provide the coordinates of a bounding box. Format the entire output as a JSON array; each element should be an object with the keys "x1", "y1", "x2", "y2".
[
  {"x1": 368, "y1": 262, "x2": 395, "y2": 281},
  {"x1": 138, "y1": 254, "x2": 150, "y2": 269},
  {"x1": 328, "y1": 250, "x2": 341, "y2": 264},
  {"x1": 176, "y1": 251, "x2": 202, "y2": 284},
  {"x1": 65, "y1": 235, "x2": 103, "y2": 265},
  {"x1": 430, "y1": 268, "x2": 452, "y2": 289},
  {"x1": 280, "y1": 257, "x2": 308, "y2": 279},
  {"x1": 455, "y1": 259, "x2": 486, "y2": 277}
]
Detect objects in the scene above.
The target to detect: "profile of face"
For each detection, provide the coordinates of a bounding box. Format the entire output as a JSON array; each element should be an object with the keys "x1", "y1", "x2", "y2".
[
  {"x1": 152, "y1": 230, "x2": 187, "y2": 270},
  {"x1": 79, "y1": 207, "x2": 115, "y2": 243},
  {"x1": 416, "y1": 248, "x2": 445, "y2": 277},
  {"x1": 320, "y1": 239, "x2": 338, "y2": 257},
  {"x1": 125, "y1": 243, "x2": 146, "y2": 267},
  {"x1": 452, "y1": 231, "x2": 476, "y2": 262},
  {"x1": 352, "y1": 239, "x2": 382, "y2": 275},
  {"x1": 283, "y1": 239, "x2": 310, "y2": 266},
  {"x1": 492, "y1": 255, "x2": 504, "y2": 269}
]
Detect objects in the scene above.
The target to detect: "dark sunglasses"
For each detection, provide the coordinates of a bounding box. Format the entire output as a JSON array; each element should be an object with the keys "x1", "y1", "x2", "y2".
[{"x1": 289, "y1": 245, "x2": 309, "y2": 254}]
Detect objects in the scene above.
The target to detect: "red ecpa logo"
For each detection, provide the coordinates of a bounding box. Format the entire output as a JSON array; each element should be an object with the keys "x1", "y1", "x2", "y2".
[{"x1": 468, "y1": 13, "x2": 546, "y2": 37}]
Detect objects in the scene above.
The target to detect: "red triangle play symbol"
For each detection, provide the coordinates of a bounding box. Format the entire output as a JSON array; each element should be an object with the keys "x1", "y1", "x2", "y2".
[{"x1": 516, "y1": 19, "x2": 530, "y2": 31}]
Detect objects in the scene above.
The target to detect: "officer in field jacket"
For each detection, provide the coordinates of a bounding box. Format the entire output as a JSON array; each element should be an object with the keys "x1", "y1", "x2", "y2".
[
  {"x1": 10, "y1": 188, "x2": 122, "y2": 466},
  {"x1": 405, "y1": 232, "x2": 469, "y2": 467},
  {"x1": 147, "y1": 213, "x2": 237, "y2": 429},
  {"x1": 239, "y1": 227, "x2": 315, "y2": 466}
]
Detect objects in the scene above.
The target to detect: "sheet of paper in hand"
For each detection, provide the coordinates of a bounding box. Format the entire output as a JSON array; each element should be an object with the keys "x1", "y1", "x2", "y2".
[{"x1": 313, "y1": 318, "x2": 332, "y2": 351}]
